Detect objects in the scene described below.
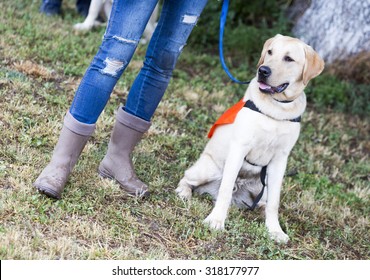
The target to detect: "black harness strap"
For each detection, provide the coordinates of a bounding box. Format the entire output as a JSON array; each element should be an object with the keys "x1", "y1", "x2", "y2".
[
  {"x1": 244, "y1": 165, "x2": 267, "y2": 211},
  {"x1": 244, "y1": 100, "x2": 261, "y2": 114},
  {"x1": 244, "y1": 100, "x2": 302, "y2": 123}
]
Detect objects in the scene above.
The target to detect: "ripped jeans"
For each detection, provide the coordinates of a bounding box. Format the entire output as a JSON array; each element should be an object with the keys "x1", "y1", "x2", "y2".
[{"x1": 69, "y1": 0, "x2": 208, "y2": 124}]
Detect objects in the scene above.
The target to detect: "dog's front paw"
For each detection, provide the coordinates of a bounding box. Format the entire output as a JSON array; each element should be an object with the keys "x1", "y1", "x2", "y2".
[
  {"x1": 268, "y1": 230, "x2": 289, "y2": 244},
  {"x1": 175, "y1": 185, "x2": 192, "y2": 200},
  {"x1": 175, "y1": 179, "x2": 193, "y2": 200},
  {"x1": 73, "y1": 22, "x2": 92, "y2": 31},
  {"x1": 203, "y1": 213, "x2": 225, "y2": 230}
]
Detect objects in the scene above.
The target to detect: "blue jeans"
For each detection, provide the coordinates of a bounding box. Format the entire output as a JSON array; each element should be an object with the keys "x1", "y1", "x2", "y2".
[{"x1": 70, "y1": 0, "x2": 208, "y2": 124}]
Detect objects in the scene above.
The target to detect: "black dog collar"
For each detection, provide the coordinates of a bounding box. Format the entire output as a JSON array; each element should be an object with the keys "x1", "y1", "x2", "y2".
[{"x1": 244, "y1": 100, "x2": 301, "y2": 123}]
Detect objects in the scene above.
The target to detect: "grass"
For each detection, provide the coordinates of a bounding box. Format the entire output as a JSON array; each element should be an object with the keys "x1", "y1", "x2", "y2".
[{"x1": 0, "y1": 1, "x2": 369, "y2": 260}]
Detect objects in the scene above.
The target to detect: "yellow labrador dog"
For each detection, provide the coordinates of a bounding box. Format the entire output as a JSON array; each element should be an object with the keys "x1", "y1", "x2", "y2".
[{"x1": 176, "y1": 34, "x2": 324, "y2": 243}]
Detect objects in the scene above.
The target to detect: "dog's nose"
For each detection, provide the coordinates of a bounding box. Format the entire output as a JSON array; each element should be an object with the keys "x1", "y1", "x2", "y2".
[{"x1": 258, "y1": 66, "x2": 271, "y2": 78}]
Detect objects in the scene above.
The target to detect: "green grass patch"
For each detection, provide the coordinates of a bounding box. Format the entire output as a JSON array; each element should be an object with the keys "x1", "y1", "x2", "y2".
[{"x1": 0, "y1": 0, "x2": 369, "y2": 260}]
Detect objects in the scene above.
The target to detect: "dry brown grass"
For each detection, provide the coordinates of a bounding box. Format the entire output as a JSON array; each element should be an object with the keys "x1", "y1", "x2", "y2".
[
  {"x1": 13, "y1": 60, "x2": 54, "y2": 80},
  {"x1": 328, "y1": 51, "x2": 370, "y2": 84}
]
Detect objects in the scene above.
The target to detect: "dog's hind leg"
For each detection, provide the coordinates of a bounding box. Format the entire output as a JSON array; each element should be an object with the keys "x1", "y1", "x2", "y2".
[
  {"x1": 104, "y1": 1, "x2": 113, "y2": 19},
  {"x1": 74, "y1": 0, "x2": 105, "y2": 31},
  {"x1": 176, "y1": 153, "x2": 222, "y2": 200}
]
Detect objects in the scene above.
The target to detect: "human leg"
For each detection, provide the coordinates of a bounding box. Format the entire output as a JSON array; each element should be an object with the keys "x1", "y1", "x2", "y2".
[
  {"x1": 98, "y1": 109, "x2": 151, "y2": 197},
  {"x1": 99, "y1": 0, "x2": 208, "y2": 195},
  {"x1": 69, "y1": 0, "x2": 159, "y2": 124},
  {"x1": 35, "y1": 0, "x2": 158, "y2": 198},
  {"x1": 34, "y1": 112, "x2": 95, "y2": 199},
  {"x1": 125, "y1": 0, "x2": 209, "y2": 121},
  {"x1": 40, "y1": 0, "x2": 62, "y2": 16}
]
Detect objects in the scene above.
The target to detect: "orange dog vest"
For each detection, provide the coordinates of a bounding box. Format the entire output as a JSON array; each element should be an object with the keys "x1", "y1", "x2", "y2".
[{"x1": 208, "y1": 98, "x2": 245, "y2": 138}]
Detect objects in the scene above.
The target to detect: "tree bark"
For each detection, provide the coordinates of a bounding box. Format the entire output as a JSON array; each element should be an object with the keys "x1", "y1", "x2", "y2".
[{"x1": 290, "y1": 0, "x2": 370, "y2": 63}]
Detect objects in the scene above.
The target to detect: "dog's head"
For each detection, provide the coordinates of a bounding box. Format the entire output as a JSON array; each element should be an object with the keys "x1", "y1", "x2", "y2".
[{"x1": 256, "y1": 34, "x2": 324, "y2": 100}]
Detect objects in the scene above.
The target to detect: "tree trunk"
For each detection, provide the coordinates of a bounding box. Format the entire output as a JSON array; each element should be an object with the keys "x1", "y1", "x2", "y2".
[{"x1": 290, "y1": 0, "x2": 370, "y2": 64}]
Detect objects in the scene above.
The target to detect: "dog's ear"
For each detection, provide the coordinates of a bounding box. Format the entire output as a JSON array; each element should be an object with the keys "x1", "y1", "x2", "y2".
[
  {"x1": 302, "y1": 45, "x2": 325, "y2": 85},
  {"x1": 257, "y1": 34, "x2": 282, "y2": 67}
]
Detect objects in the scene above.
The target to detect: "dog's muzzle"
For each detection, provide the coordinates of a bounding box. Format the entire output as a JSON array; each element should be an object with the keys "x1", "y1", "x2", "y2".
[{"x1": 258, "y1": 66, "x2": 289, "y2": 94}]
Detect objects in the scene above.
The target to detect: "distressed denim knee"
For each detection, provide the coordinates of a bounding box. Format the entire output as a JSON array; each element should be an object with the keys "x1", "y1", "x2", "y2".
[
  {"x1": 69, "y1": 35, "x2": 139, "y2": 124},
  {"x1": 96, "y1": 35, "x2": 139, "y2": 78},
  {"x1": 147, "y1": 47, "x2": 182, "y2": 77}
]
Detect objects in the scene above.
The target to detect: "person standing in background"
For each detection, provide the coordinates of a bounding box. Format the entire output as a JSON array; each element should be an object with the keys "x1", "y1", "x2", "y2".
[{"x1": 40, "y1": 0, "x2": 91, "y2": 17}]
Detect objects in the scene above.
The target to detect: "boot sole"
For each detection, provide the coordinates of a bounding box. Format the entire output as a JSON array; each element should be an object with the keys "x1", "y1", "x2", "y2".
[
  {"x1": 98, "y1": 168, "x2": 150, "y2": 198},
  {"x1": 34, "y1": 184, "x2": 61, "y2": 200}
]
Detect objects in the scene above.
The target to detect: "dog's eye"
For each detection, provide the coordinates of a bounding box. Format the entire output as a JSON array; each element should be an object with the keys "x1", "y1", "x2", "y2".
[
  {"x1": 267, "y1": 50, "x2": 272, "y2": 55},
  {"x1": 284, "y1": 56, "x2": 294, "y2": 62}
]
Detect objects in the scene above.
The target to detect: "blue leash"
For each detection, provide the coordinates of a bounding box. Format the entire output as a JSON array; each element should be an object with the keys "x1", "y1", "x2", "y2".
[{"x1": 219, "y1": 0, "x2": 250, "y2": 85}]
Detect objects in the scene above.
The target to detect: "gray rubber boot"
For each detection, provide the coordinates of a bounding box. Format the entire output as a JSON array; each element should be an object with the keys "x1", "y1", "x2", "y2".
[
  {"x1": 34, "y1": 112, "x2": 95, "y2": 199},
  {"x1": 98, "y1": 108, "x2": 151, "y2": 197}
]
